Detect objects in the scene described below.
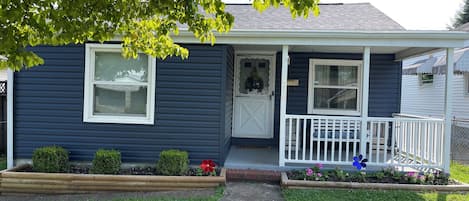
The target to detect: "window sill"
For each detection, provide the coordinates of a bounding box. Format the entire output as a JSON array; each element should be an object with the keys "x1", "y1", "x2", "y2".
[
  {"x1": 83, "y1": 115, "x2": 154, "y2": 125},
  {"x1": 310, "y1": 109, "x2": 361, "y2": 116}
]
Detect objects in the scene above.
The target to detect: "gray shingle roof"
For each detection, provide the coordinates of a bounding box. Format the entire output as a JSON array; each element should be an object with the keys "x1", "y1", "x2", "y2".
[{"x1": 224, "y1": 3, "x2": 405, "y2": 31}]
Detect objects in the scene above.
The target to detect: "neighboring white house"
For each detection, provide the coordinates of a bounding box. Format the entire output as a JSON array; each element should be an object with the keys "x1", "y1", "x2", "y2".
[
  {"x1": 401, "y1": 47, "x2": 469, "y2": 128},
  {"x1": 0, "y1": 70, "x2": 7, "y2": 81}
]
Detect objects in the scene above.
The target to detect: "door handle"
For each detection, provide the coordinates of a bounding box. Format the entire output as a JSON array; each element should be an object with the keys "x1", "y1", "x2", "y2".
[{"x1": 270, "y1": 91, "x2": 275, "y2": 100}]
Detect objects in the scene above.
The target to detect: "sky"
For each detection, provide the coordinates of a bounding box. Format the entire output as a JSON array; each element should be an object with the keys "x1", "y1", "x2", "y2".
[{"x1": 223, "y1": 0, "x2": 465, "y2": 30}]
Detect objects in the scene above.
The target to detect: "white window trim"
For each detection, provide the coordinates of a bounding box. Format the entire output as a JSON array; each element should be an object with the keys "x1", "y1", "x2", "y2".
[
  {"x1": 83, "y1": 43, "x2": 156, "y2": 125},
  {"x1": 307, "y1": 59, "x2": 363, "y2": 116}
]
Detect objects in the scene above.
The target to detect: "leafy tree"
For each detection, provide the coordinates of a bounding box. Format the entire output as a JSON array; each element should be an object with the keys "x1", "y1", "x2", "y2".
[
  {"x1": 452, "y1": 0, "x2": 469, "y2": 29},
  {"x1": 0, "y1": 0, "x2": 320, "y2": 71}
]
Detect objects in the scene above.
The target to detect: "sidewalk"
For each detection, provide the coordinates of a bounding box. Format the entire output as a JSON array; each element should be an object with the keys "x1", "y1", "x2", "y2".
[{"x1": 221, "y1": 182, "x2": 285, "y2": 201}]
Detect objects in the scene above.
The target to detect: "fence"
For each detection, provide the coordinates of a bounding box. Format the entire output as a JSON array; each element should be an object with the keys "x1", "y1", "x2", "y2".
[
  {"x1": 282, "y1": 114, "x2": 445, "y2": 169},
  {"x1": 451, "y1": 120, "x2": 469, "y2": 164}
]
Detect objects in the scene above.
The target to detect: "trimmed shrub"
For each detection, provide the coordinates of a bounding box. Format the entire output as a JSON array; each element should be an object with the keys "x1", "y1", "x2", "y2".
[
  {"x1": 91, "y1": 149, "x2": 121, "y2": 174},
  {"x1": 156, "y1": 149, "x2": 189, "y2": 176},
  {"x1": 32, "y1": 146, "x2": 69, "y2": 173}
]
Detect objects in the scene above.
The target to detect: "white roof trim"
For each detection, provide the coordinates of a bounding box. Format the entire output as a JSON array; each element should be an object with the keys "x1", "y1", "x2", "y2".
[{"x1": 171, "y1": 29, "x2": 469, "y2": 48}]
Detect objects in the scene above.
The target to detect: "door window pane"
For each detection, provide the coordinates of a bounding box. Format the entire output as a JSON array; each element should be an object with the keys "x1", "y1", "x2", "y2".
[
  {"x1": 93, "y1": 84, "x2": 147, "y2": 116},
  {"x1": 94, "y1": 52, "x2": 148, "y2": 83},
  {"x1": 239, "y1": 58, "x2": 270, "y2": 95}
]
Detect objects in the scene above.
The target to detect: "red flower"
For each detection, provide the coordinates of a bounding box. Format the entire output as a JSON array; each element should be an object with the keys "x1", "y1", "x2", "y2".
[{"x1": 200, "y1": 159, "x2": 217, "y2": 173}]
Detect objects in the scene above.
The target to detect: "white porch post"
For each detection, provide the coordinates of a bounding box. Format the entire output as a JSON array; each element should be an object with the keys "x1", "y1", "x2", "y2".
[
  {"x1": 443, "y1": 48, "x2": 454, "y2": 173},
  {"x1": 279, "y1": 45, "x2": 289, "y2": 166},
  {"x1": 359, "y1": 47, "x2": 370, "y2": 157},
  {"x1": 7, "y1": 69, "x2": 14, "y2": 169}
]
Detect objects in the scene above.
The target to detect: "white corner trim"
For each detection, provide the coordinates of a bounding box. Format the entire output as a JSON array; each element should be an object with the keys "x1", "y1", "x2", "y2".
[
  {"x1": 360, "y1": 47, "x2": 371, "y2": 158},
  {"x1": 443, "y1": 48, "x2": 454, "y2": 173},
  {"x1": 7, "y1": 69, "x2": 13, "y2": 168},
  {"x1": 279, "y1": 45, "x2": 289, "y2": 167},
  {"x1": 83, "y1": 43, "x2": 156, "y2": 125},
  {"x1": 307, "y1": 59, "x2": 363, "y2": 116}
]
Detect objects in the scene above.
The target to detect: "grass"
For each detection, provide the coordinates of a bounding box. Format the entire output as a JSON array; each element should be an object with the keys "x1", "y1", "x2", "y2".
[
  {"x1": 282, "y1": 162, "x2": 469, "y2": 201},
  {"x1": 450, "y1": 161, "x2": 469, "y2": 183},
  {"x1": 283, "y1": 189, "x2": 469, "y2": 201},
  {"x1": 104, "y1": 187, "x2": 224, "y2": 201}
]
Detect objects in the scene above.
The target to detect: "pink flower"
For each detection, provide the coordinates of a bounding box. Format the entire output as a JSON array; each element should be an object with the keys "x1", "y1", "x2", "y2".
[
  {"x1": 316, "y1": 163, "x2": 323, "y2": 169},
  {"x1": 306, "y1": 168, "x2": 313, "y2": 176},
  {"x1": 406, "y1": 172, "x2": 416, "y2": 178},
  {"x1": 317, "y1": 173, "x2": 322, "y2": 177},
  {"x1": 418, "y1": 175, "x2": 426, "y2": 180}
]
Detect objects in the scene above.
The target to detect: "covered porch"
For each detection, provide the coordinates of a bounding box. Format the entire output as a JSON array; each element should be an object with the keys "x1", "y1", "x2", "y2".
[
  {"x1": 203, "y1": 31, "x2": 469, "y2": 173},
  {"x1": 275, "y1": 43, "x2": 455, "y2": 173},
  {"x1": 170, "y1": 29, "x2": 469, "y2": 173}
]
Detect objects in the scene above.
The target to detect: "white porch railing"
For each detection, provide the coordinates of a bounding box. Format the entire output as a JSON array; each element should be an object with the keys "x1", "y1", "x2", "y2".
[{"x1": 282, "y1": 114, "x2": 445, "y2": 169}]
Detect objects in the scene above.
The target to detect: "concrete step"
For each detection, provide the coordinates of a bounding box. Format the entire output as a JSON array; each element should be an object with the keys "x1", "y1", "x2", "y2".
[{"x1": 226, "y1": 169, "x2": 281, "y2": 182}]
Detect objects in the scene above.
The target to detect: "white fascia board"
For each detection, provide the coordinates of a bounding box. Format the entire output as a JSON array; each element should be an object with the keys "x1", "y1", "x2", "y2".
[{"x1": 172, "y1": 29, "x2": 469, "y2": 48}]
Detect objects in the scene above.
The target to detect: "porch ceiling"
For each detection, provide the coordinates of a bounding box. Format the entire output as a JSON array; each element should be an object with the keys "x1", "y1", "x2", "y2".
[
  {"x1": 234, "y1": 44, "x2": 406, "y2": 54},
  {"x1": 232, "y1": 44, "x2": 435, "y2": 61}
]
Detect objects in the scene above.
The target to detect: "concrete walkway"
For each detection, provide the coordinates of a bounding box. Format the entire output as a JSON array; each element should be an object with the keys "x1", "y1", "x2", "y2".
[
  {"x1": 0, "y1": 182, "x2": 285, "y2": 201},
  {"x1": 221, "y1": 182, "x2": 285, "y2": 201}
]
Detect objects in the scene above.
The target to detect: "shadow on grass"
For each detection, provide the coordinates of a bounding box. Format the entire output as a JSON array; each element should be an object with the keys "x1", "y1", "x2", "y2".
[{"x1": 282, "y1": 189, "x2": 469, "y2": 201}]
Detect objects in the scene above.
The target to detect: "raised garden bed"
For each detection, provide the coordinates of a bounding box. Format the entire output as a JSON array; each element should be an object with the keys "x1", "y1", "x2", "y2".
[
  {"x1": 0, "y1": 164, "x2": 226, "y2": 194},
  {"x1": 281, "y1": 170, "x2": 469, "y2": 192}
]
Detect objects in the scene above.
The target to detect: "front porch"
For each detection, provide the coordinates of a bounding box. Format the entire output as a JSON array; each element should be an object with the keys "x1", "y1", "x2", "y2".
[
  {"x1": 226, "y1": 43, "x2": 457, "y2": 173},
  {"x1": 225, "y1": 112, "x2": 444, "y2": 172},
  {"x1": 274, "y1": 45, "x2": 455, "y2": 173}
]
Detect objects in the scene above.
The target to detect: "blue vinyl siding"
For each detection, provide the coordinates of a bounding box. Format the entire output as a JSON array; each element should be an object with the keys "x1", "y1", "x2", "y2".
[{"x1": 14, "y1": 44, "x2": 233, "y2": 165}]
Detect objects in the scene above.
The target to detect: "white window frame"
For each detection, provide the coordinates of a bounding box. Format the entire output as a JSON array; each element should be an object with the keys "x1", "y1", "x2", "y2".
[
  {"x1": 83, "y1": 43, "x2": 156, "y2": 125},
  {"x1": 307, "y1": 59, "x2": 362, "y2": 116}
]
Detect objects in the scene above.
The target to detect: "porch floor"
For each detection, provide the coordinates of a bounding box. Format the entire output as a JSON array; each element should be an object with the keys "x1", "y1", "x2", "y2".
[
  {"x1": 224, "y1": 146, "x2": 280, "y2": 170},
  {"x1": 223, "y1": 146, "x2": 422, "y2": 171},
  {"x1": 223, "y1": 145, "x2": 366, "y2": 171}
]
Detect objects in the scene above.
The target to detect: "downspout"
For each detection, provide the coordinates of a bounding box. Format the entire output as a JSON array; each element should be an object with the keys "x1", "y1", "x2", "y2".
[{"x1": 7, "y1": 69, "x2": 13, "y2": 168}]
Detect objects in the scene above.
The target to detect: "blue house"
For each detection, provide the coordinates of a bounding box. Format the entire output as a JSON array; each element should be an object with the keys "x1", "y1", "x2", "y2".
[{"x1": 7, "y1": 3, "x2": 469, "y2": 173}]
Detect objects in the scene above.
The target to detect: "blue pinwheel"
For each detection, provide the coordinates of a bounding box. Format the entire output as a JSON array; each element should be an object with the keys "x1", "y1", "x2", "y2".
[{"x1": 352, "y1": 154, "x2": 368, "y2": 170}]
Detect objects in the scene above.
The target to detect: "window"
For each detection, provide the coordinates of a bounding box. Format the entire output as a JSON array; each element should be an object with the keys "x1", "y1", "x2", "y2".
[
  {"x1": 308, "y1": 59, "x2": 362, "y2": 116},
  {"x1": 419, "y1": 74, "x2": 434, "y2": 85},
  {"x1": 84, "y1": 44, "x2": 156, "y2": 124}
]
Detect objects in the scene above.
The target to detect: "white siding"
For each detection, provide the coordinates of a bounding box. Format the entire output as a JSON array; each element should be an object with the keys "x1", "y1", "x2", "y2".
[
  {"x1": 401, "y1": 74, "x2": 469, "y2": 127},
  {"x1": 0, "y1": 69, "x2": 7, "y2": 81}
]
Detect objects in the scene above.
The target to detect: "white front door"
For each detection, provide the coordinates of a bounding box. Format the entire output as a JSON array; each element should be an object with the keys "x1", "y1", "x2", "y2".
[{"x1": 233, "y1": 54, "x2": 276, "y2": 138}]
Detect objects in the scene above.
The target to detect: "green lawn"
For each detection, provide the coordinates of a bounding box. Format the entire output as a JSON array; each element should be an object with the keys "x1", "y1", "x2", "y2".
[
  {"x1": 282, "y1": 162, "x2": 469, "y2": 201},
  {"x1": 449, "y1": 161, "x2": 469, "y2": 184},
  {"x1": 105, "y1": 187, "x2": 224, "y2": 201},
  {"x1": 283, "y1": 189, "x2": 469, "y2": 201}
]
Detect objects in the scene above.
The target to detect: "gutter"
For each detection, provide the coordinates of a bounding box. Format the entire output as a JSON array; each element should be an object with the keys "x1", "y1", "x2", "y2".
[{"x1": 176, "y1": 29, "x2": 469, "y2": 40}]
